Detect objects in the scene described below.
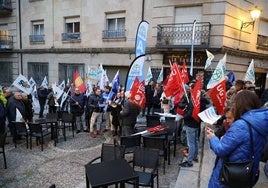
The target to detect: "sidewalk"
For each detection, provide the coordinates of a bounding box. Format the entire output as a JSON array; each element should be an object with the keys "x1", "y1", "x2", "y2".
[{"x1": 176, "y1": 123, "x2": 268, "y2": 188}]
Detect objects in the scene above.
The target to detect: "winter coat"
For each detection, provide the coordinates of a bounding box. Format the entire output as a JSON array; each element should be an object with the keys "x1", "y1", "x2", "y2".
[
  {"x1": 70, "y1": 93, "x2": 86, "y2": 116},
  {"x1": 208, "y1": 108, "x2": 268, "y2": 188},
  {"x1": 120, "y1": 99, "x2": 140, "y2": 128}
]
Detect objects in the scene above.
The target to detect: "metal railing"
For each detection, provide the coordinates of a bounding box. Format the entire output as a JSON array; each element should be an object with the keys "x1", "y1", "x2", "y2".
[
  {"x1": 0, "y1": 0, "x2": 12, "y2": 13},
  {"x1": 29, "y1": 35, "x2": 45, "y2": 43},
  {"x1": 102, "y1": 29, "x2": 126, "y2": 39},
  {"x1": 257, "y1": 35, "x2": 268, "y2": 48},
  {"x1": 61, "y1": 32, "x2": 81, "y2": 41},
  {"x1": 0, "y1": 35, "x2": 13, "y2": 49},
  {"x1": 156, "y1": 22, "x2": 211, "y2": 48}
]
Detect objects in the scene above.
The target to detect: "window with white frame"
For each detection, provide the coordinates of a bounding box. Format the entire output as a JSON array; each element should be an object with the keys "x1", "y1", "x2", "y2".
[
  {"x1": 30, "y1": 20, "x2": 44, "y2": 42},
  {"x1": 62, "y1": 17, "x2": 80, "y2": 41},
  {"x1": 104, "y1": 12, "x2": 125, "y2": 38}
]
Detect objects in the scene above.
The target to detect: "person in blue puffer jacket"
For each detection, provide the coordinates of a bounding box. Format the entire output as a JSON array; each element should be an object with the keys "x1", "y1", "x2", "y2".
[{"x1": 206, "y1": 90, "x2": 268, "y2": 188}]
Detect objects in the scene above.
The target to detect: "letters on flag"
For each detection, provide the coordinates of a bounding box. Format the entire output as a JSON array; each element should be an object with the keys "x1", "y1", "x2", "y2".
[
  {"x1": 191, "y1": 76, "x2": 202, "y2": 121},
  {"x1": 208, "y1": 80, "x2": 226, "y2": 115},
  {"x1": 12, "y1": 74, "x2": 32, "y2": 95},
  {"x1": 126, "y1": 55, "x2": 146, "y2": 92},
  {"x1": 205, "y1": 49, "x2": 214, "y2": 70},
  {"x1": 145, "y1": 66, "x2": 153, "y2": 85},
  {"x1": 207, "y1": 53, "x2": 226, "y2": 89},
  {"x1": 129, "y1": 77, "x2": 146, "y2": 109},
  {"x1": 73, "y1": 69, "x2": 86, "y2": 93},
  {"x1": 135, "y1": 20, "x2": 149, "y2": 57},
  {"x1": 244, "y1": 59, "x2": 255, "y2": 84}
]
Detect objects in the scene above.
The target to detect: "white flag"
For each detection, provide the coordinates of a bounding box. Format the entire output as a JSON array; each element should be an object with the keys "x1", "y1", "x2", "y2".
[
  {"x1": 86, "y1": 79, "x2": 93, "y2": 97},
  {"x1": 145, "y1": 66, "x2": 153, "y2": 85},
  {"x1": 198, "y1": 106, "x2": 222, "y2": 125},
  {"x1": 16, "y1": 108, "x2": 24, "y2": 122},
  {"x1": 207, "y1": 53, "x2": 227, "y2": 89},
  {"x1": 40, "y1": 76, "x2": 48, "y2": 89},
  {"x1": 205, "y1": 49, "x2": 214, "y2": 70},
  {"x1": 59, "y1": 80, "x2": 65, "y2": 89},
  {"x1": 12, "y1": 74, "x2": 32, "y2": 95},
  {"x1": 98, "y1": 69, "x2": 109, "y2": 90},
  {"x1": 157, "y1": 67, "x2": 163, "y2": 83},
  {"x1": 244, "y1": 59, "x2": 255, "y2": 84},
  {"x1": 28, "y1": 77, "x2": 36, "y2": 90},
  {"x1": 52, "y1": 83, "x2": 64, "y2": 100}
]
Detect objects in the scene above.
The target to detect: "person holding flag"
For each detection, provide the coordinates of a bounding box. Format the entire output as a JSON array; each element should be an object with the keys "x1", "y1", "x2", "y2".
[{"x1": 178, "y1": 78, "x2": 202, "y2": 168}]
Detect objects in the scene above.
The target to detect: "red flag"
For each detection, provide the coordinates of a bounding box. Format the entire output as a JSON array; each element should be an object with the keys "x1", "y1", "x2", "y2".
[
  {"x1": 164, "y1": 62, "x2": 183, "y2": 97},
  {"x1": 130, "y1": 77, "x2": 146, "y2": 109},
  {"x1": 181, "y1": 61, "x2": 189, "y2": 84},
  {"x1": 208, "y1": 80, "x2": 226, "y2": 115},
  {"x1": 191, "y1": 76, "x2": 202, "y2": 121},
  {"x1": 73, "y1": 69, "x2": 86, "y2": 93}
]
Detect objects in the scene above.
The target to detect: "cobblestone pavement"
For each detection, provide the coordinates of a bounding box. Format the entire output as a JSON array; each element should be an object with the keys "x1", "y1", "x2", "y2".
[{"x1": 0, "y1": 116, "x2": 184, "y2": 188}]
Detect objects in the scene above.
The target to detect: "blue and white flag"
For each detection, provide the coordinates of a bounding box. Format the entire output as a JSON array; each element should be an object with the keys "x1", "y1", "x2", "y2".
[
  {"x1": 157, "y1": 67, "x2": 163, "y2": 83},
  {"x1": 52, "y1": 83, "x2": 64, "y2": 100},
  {"x1": 40, "y1": 76, "x2": 48, "y2": 89},
  {"x1": 190, "y1": 20, "x2": 196, "y2": 76},
  {"x1": 28, "y1": 77, "x2": 36, "y2": 90},
  {"x1": 205, "y1": 49, "x2": 214, "y2": 70},
  {"x1": 145, "y1": 66, "x2": 153, "y2": 85},
  {"x1": 108, "y1": 70, "x2": 120, "y2": 100},
  {"x1": 98, "y1": 69, "x2": 109, "y2": 91},
  {"x1": 125, "y1": 55, "x2": 146, "y2": 92},
  {"x1": 59, "y1": 80, "x2": 65, "y2": 89},
  {"x1": 12, "y1": 74, "x2": 32, "y2": 95},
  {"x1": 135, "y1": 20, "x2": 149, "y2": 57},
  {"x1": 244, "y1": 59, "x2": 255, "y2": 84},
  {"x1": 207, "y1": 53, "x2": 227, "y2": 89}
]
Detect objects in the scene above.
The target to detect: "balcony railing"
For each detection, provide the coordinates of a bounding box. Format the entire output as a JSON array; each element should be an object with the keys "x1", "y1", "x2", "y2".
[
  {"x1": 0, "y1": 0, "x2": 12, "y2": 15},
  {"x1": 61, "y1": 32, "x2": 81, "y2": 42},
  {"x1": 102, "y1": 29, "x2": 126, "y2": 39},
  {"x1": 29, "y1": 35, "x2": 45, "y2": 43},
  {"x1": 0, "y1": 35, "x2": 13, "y2": 50},
  {"x1": 257, "y1": 35, "x2": 268, "y2": 49},
  {"x1": 156, "y1": 22, "x2": 211, "y2": 48}
]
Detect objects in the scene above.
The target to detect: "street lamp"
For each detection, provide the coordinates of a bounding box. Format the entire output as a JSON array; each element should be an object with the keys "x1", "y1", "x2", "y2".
[{"x1": 240, "y1": 6, "x2": 262, "y2": 30}]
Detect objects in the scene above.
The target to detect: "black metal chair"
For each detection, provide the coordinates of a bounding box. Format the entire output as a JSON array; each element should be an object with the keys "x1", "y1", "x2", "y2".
[
  {"x1": 58, "y1": 112, "x2": 75, "y2": 141},
  {"x1": 127, "y1": 147, "x2": 159, "y2": 188},
  {"x1": 142, "y1": 133, "x2": 169, "y2": 174},
  {"x1": 146, "y1": 114, "x2": 161, "y2": 128},
  {"x1": 0, "y1": 132, "x2": 7, "y2": 169},
  {"x1": 120, "y1": 134, "x2": 141, "y2": 154},
  {"x1": 86, "y1": 143, "x2": 125, "y2": 165},
  {"x1": 161, "y1": 118, "x2": 179, "y2": 164},
  {"x1": 13, "y1": 121, "x2": 29, "y2": 148},
  {"x1": 28, "y1": 122, "x2": 51, "y2": 151}
]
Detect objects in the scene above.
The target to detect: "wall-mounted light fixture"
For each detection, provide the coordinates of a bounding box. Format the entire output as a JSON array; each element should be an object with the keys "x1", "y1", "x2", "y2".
[{"x1": 241, "y1": 6, "x2": 262, "y2": 30}]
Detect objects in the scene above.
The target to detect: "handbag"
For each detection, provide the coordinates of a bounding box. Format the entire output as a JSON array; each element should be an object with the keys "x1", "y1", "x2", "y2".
[{"x1": 219, "y1": 118, "x2": 255, "y2": 188}]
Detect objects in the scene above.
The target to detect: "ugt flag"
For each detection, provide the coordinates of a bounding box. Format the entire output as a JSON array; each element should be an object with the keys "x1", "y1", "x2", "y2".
[
  {"x1": 129, "y1": 77, "x2": 146, "y2": 109},
  {"x1": 135, "y1": 20, "x2": 149, "y2": 57}
]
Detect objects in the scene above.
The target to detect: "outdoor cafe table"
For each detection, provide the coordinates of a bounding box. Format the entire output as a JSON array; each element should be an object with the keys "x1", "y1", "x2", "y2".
[{"x1": 85, "y1": 158, "x2": 139, "y2": 188}]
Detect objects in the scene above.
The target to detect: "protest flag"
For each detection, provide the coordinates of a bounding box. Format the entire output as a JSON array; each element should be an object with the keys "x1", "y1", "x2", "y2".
[
  {"x1": 204, "y1": 49, "x2": 214, "y2": 70},
  {"x1": 191, "y1": 76, "x2": 202, "y2": 121},
  {"x1": 12, "y1": 74, "x2": 32, "y2": 95},
  {"x1": 244, "y1": 59, "x2": 255, "y2": 84},
  {"x1": 208, "y1": 80, "x2": 226, "y2": 115}
]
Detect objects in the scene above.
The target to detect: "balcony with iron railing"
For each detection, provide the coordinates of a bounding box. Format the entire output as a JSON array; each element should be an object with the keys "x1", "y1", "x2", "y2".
[
  {"x1": 0, "y1": 35, "x2": 13, "y2": 50},
  {"x1": 29, "y1": 35, "x2": 45, "y2": 43},
  {"x1": 0, "y1": 0, "x2": 12, "y2": 15},
  {"x1": 61, "y1": 32, "x2": 81, "y2": 42},
  {"x1": 102, "y1": 29, "x2": 126, "y2": 40},
  {"x1": 257, "y1": 35, "x2": 268, "y2": 49},
  {"x1": 156, "y1": 22, "x2": 211, "y2": 49}
]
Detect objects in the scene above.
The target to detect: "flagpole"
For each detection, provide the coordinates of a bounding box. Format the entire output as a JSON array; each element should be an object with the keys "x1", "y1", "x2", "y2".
[{"x1": 190, "y1": 20, "x2": 196, "y2": 77}]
